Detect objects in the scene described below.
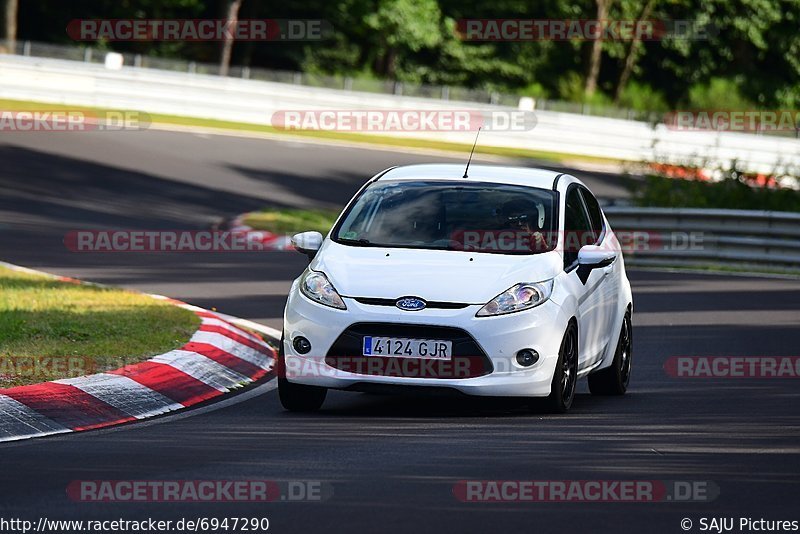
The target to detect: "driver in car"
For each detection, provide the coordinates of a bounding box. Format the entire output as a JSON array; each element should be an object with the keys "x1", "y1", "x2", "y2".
[{"x1": 500, "y1": 198, "x2": 550, "y2": 252}]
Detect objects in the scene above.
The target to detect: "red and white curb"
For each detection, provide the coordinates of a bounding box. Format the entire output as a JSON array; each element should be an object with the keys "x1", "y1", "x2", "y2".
[
  {"x1": 0, "y1": 262, "x2": 279, "y2": 443},
  {"x1": 227, "y1": 215, "x2": 293, "y2": 251}
]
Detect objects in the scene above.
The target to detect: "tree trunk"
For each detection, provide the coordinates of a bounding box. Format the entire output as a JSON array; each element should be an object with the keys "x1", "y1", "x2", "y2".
[
  {"x1": 4, "y1": 0, "x2": 18, "y2": 53},
  {"x1": 585, "y1": 0, "x2": 610, "y2": 96},
  {"x1": 219, "y1": 0, "x2": 242, "y2": 77},
  {"x1": 614, "y1": 0, "x2": 656, "y2": 104},
  {"x1": 384, "y1": 47, "x2": 397, "y2": 79}
]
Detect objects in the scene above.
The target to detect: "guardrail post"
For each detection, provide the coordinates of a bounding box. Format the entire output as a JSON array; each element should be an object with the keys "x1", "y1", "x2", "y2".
[
  {"x1": 134, "y1": 54, "x2": 142, "y2": 68},
  {"x1": 344, "y1": 77, "x2": 353, "y2": 91},
  {"x1": 292, "y1": 72, "x2": 302, "y2": 84},
  {"x1": 441, "y1": 86, "x2": 449, "y2": 100},
  {"x1": 188, "y1": 62, "x2": 196, "y2": 74},
  {"x1": 393, "y1": 81, "x2": 403, "y2": 96},
  {"x1": 23, "y1": 41, "x2": 31, "y2": 56},
  {"x1": 83, "y1": 48, "x2": 92, "y2": 62},
  {"x1": 242, "y1": 66, "x2": 250, "y2": 79}
]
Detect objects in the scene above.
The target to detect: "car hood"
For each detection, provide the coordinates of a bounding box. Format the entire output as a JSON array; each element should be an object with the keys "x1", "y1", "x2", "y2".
[{"x1": 311, "y1": 240, "x2": 562, "y2": 304}]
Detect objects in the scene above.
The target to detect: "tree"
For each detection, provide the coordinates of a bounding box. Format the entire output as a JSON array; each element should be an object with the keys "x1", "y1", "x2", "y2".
[
  {"x1": 651, "y1": 0, "x2": 799, "y2": 106},
  {"x1": 585, "y1": 0, "x2": 613, "y2": 95},
  {"x1": 4, "y1": 0, "x2": 17, "y2": 53},
  {"x1": 363, "y1": 0, "x2": 442, "y2": 78},
  {"x1": 219, "y1": 0, "x2": 242, "y2": 76},
  {"x1": 614, "y1": 0, "x2": 657, "y2": 103}
]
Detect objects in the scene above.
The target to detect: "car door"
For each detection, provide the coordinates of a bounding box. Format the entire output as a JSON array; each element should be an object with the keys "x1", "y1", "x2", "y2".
[
  {"x1": 560, "y1": 185, "x2": 609, "y2": 370},
  {"x1": 579, "y1": 186, "x2": 619, "y2": 364}
]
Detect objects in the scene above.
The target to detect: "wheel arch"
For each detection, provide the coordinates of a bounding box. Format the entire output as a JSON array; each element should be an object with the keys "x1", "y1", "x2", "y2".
[{"x1": 593, "y1": 300, "x2": 632, "y2": 373}]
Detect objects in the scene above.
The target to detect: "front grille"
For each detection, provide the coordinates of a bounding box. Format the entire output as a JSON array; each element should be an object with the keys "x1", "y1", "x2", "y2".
[
  {"x1": 353, "y1": 297, "x2": 469, "y2": 310},
  {"x1": 325, "y1": 323, "x2": 492, "y2": 379}
]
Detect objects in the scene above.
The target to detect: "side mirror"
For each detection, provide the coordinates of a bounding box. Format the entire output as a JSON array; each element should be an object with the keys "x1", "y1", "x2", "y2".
[
  {"x1": 578, "y1": 245, "x2": 616, "y2": 268},
  {"x1": 577, "y1": 245, "x2": 616, "y2": 284},
  {"x1": 291, "y1": 231, "x2": 323, "y2": 261}
]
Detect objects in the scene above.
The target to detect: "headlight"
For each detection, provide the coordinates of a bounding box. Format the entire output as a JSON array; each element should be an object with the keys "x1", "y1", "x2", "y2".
[
  {"x1": 476, "y1": 280, "x2": 554, "y2": 317},
  {"x1": 300, "y1": 270, "x2": 347, "y2": 310}
]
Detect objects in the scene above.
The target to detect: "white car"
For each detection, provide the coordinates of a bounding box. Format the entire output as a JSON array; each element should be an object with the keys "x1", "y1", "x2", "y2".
[{"x1": 279, "y1": 164, "x2": 633, "y2": 413}]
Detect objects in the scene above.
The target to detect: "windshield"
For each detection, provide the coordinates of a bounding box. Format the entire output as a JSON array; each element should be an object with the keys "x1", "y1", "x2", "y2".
[{"x1": 333, "y1": 180, "x2": 558, "y2": 254}]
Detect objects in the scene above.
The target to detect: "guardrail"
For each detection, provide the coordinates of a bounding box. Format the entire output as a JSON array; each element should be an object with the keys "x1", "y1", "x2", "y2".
[
  {"x1": 1, "y1": 54, "x2": 799, "y2": 179},
  {"x1": 605, "y1": 207, "x2": 800, "y2": 270}
]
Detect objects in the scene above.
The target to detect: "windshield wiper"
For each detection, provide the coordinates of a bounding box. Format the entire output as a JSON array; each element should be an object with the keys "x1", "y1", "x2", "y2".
[{"x1": 338, "y1": 237, "x2": 373, "y2": 246}]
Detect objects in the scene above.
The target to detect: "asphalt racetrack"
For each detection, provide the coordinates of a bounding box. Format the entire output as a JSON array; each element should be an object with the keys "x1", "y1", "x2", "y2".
[{"x1": 0, "y1": 128, "x2": 798, "y2": 534}]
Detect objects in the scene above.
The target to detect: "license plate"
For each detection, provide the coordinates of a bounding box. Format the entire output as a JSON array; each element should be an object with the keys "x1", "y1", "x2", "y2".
[{"x1": 362, "y1": 336, "x2": 453, "y2": 360}]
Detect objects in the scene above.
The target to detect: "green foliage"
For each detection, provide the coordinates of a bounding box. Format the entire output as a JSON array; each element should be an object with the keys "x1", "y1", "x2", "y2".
[
  {"x1": 363, "y1": 0, "x2": 443, "y2": 76},
  {"x1": 656, "y1": 0, "x2": 800, "y2": 107},
  {"x1": 687, "y1": 78, "x2": 752, "y2": 109},
  {"x1": 15, "y1": 0, "x2": 800, "y2": 112},
  {"x1": 520, "y1": 82, "x2": 550, "y2": 100},
  {"x1": 364, "y1": 0, "x2": 442, "y2": 52},
  {"x1": 557, "y1": 72, "x2": 589, "y2": 103},
  {"x1": 633, "y1": 175, "x2": 800, "y2": 212},
  {"x1": 244, "y1": 208, "x2": 340, "y2": 235},
  {"x1": 617, "y1": 82, "x2": 669, "y2": 113}
]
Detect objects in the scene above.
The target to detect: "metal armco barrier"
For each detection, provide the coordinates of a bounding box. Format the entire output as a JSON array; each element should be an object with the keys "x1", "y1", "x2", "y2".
[{"x1": 604, "y1": 207, "x2": 800, "y2": 269}]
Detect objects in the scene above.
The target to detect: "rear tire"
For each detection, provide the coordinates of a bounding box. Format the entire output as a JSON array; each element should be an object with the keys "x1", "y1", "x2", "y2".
[
  {"x1": 538, "y1": 322, "x2": 578, "y2": 414},
  {"x1": 588, "y1": 311, "x2": 632, "y2": 396},
  {"x1": 277, "y1": 334, "x2": 327, "y2": 412}
]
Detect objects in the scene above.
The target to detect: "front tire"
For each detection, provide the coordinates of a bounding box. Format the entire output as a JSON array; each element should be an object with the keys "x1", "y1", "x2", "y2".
[
  {"x1": 277, "y1": 334, "x2": 327, "y2": 412},
  {"x1": 538, "y1": 322, "x2": 578, "y2": 414},
  {"x1": 588, "y1": 311, "x2": 632, "y2": 395},
  {"x1": 278, "y1": 377, "x2": 327, "y2": 412}
]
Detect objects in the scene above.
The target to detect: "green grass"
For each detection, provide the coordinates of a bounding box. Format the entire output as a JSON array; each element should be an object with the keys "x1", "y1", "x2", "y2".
[
  {"x1": 243, "y1": 208, "x2": 340, "y2": 235},
  {"x1": 0, "y1": 266, "x2": 200, "y2": 387},
  {"x1": 0, "y1": 98, "x2": 622, "y2": 166}
]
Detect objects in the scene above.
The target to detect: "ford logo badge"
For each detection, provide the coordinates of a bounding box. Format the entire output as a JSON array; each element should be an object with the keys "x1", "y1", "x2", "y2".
[{"x1": 396, "y1": 297, "x2": 426, "y2": 311}]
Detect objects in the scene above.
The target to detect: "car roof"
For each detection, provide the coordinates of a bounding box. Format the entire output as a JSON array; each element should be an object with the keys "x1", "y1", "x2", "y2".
[{"x1": 377, "y1": 164, "x2": 569, "y2": 190}]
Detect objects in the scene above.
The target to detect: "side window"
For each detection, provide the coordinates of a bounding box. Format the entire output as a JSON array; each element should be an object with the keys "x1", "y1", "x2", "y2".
[
  {"x1": 563, "y1": 187, "x2": 593, "y2": 269},
  {"x1": 579, "y1": 187, "x2": 604, "y2": 243}
]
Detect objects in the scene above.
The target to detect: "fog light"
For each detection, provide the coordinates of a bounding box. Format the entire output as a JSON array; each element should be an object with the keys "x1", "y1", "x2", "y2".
[
  {"x1": 516, "y1": 349, "x2": 539, "y2": 367},
  {"x1": 293, "y1": 336, "x2": 312, "y2": 354}
]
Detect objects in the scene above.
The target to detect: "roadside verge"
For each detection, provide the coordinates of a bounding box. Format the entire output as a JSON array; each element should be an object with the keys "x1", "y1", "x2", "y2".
[{"x1": 0, "y1": 262, "x2": 278, "y2": 443}]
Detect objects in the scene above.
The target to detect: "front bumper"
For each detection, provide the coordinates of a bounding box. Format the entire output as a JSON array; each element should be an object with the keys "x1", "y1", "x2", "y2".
[{"x1": 282, "y1": 283, "x2": 568, "y2": 397}]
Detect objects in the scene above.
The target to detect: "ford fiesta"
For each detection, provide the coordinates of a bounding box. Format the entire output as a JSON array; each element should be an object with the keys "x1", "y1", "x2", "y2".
[{"x1": 279, "y1": 164, "x2": 633, "y2": 413}]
